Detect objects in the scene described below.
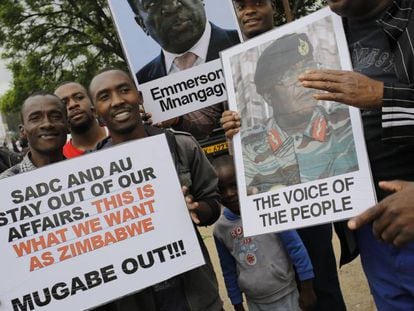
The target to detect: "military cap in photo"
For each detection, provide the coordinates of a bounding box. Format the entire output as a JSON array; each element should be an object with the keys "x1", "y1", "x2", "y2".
[{"x1": 254, "y1": 32, "x2": 314, "y2": 95}]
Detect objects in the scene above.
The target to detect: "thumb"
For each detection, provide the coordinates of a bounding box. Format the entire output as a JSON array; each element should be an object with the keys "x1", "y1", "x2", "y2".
[
  {"x1": 348, "y1": 205, "x2": 383, "y2": 230},
  {"x1": 378, "y1": 180, "x2": 407, "y2": 193}
]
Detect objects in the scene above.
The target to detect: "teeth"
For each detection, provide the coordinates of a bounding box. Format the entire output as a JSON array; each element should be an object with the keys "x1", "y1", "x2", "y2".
[{"x1": 114, "y1": 111, "x2": 130, "y2": 120}]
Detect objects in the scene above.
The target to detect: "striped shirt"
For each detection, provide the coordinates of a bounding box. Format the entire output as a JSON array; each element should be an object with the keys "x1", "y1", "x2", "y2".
[{"x1": 378, "y1": 0, "x2": 414, "y2": 144}]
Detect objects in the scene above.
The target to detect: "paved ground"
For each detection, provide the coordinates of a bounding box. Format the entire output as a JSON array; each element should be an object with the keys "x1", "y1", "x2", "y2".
[{"x1": 199, "y1": 227, "x2": 376, "y2": 310}]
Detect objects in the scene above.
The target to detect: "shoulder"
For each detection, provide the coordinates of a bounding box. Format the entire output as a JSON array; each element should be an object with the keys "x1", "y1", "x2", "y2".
[
  {"x1": 0, "y1": 163, "x2": 22, "y2": 179},
  {"x1": 210, "y1": 23, "x2": 240, "y2": 45},
  {"x1": 137, "y1": 53, "x2": 165, "y2": 84},
  {"x1": 95, "y1": 136, "x2": 112, "y2": 150}
]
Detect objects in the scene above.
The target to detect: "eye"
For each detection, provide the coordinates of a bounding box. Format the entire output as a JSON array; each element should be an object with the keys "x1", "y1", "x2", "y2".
[
  {"x1": 28, "y1": 114, "x2": 42, "y2": 122},
  {"x1": 50, "y1": 112, "x2": 64, "y2": 121},
  {"x1": 98, "y1": 93, "x2": 109, "y2": 102},
  {"x1": 235, "y1": 4, "x2": 245, "y2": 10},
  {"x1": 120, "y1": 86, "x2": 131, "y2": 94},
  {"x1": 144, "y1": 1, "x2": 156, "y2": 11},
  {"x1": 75, "y1": 94, "x2": 85, "y2": 101}
]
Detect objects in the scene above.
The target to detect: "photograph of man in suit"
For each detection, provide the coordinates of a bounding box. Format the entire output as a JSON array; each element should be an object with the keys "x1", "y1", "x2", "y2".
[{"x1": 127, "y1": 0, "x2": 240, "y2": 84}]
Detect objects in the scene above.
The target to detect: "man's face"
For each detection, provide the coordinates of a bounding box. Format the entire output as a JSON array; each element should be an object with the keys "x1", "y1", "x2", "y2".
[
  {"x1": 233, "y1": 0, "x2": 275, "y2": 39},
  {"x1": 21, "y1": 95, "x2": 68, "y2": 156},
  {"x1": 133, "y1": 0, "x2": 207, "y2": 54},
  {"x1": 266, "y1": 60, "x2": 318, "y2": 125},
  {"x1": 54, "y1": 82, "x2": 96, "y2": 133},
  {"x1": 327, "y1": 0, "x2": 379, "y2": 19},
  {"x1": 90, "y1": 70, "x2": 142, "y2": 136}
]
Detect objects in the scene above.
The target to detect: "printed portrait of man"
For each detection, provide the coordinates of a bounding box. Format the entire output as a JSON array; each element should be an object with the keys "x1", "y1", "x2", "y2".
[
  {"x1": 127, "y1": 0, "x2": 240, "y2": 84},
  {"x1": 239, "y1": 32, "x2": 359, "y2": 194}
]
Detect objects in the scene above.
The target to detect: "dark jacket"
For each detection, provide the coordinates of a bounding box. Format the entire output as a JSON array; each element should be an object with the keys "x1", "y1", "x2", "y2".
[{"x1": 136, "y1": 23, "x2": 240, "y2": 84}]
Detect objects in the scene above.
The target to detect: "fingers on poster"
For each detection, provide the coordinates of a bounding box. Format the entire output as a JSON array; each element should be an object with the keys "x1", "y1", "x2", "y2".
[{"x1": 221, "y1": 8, "x2": 377, "y2": 236}]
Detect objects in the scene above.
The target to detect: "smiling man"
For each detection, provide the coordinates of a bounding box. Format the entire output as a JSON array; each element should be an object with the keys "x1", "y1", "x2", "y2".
[
  {"x1": 232, "y1": 0, "x2": 275, "y2": 39},
  {"x1": 89, "y1": 69, "x2": 222, "y2": 311},
  {"x1": 54, "y1": 82, "x2": 107, "y2": 158},
  {"x1": 0, "y1": 93, "x2": 68, "y2": 179}
]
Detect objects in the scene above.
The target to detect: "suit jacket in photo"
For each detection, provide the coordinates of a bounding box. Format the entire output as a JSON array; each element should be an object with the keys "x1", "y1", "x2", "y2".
[{"x1": 136, "y1": 22, "x2": 240, "y2": 84}]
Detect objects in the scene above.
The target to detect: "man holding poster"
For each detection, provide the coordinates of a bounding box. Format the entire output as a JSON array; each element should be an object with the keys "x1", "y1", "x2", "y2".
[
  {"x1": 298, "y1": 0, "x2": 414, "y2": 309},
  {"x1": 89, "y1": 69, "x2": 222, "y2": 311}
]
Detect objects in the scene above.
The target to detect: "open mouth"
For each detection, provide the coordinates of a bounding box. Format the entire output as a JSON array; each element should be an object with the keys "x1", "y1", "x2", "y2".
[
  {"x1": 112, "y1": 110, "x2": 131, "y2": 122},
  {"x1": 39, "y1": 133, "x2": 60, "y2": 140},
  {"x1": 243, "y1": 17, "x2": 261, "y2": 26}
]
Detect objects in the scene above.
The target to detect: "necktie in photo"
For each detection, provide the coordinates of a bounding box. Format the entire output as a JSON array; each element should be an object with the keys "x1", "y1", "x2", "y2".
[{"x1": 173, "y1": 52, "x2": 198, "y2": 71}]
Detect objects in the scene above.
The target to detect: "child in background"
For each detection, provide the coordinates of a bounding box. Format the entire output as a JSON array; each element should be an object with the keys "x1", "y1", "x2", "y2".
[{"x1": 213, "y1": 155, "x2": 316, "y2": 311}]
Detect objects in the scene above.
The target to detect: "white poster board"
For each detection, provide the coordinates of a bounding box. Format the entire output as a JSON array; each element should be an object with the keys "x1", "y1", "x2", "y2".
[
  {"x1": 107, "y1": 0, "x2": 241, "y2": 123},
  {"x1": 0, "y1": 135, "x2": 204, "y2": 311},
  {"x1": 221, "y1": 8, "x2": 376, "y2": 236}
]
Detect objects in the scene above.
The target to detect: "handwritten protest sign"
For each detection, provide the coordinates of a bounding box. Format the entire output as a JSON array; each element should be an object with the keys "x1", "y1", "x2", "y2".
[
  {"x1": 107, "y1": 0, "x2": 241, "y2": 123},
  {"x1": 0, "y1": 134, "x2": 204, "y2": 311},
  {"x1": 221, "y1": 8, "x2": 377, "y2": 236}
]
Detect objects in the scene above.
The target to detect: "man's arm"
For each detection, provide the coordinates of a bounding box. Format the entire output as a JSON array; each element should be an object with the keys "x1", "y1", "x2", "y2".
[
  {"x1": 175, "y1": 133, "x2": 221, "y2": 226},
  {"x1": 298, "y1": 69, "x2": 414, "y2": 144}
]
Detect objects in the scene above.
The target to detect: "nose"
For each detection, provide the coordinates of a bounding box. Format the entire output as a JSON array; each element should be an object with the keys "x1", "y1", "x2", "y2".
[
  {"x1": 39, "y1": 115, "x2": 54, "y2": 130},
  {"x1": 161, "y1": 0, "x2": 182, "y2": 16},
  {"x1": 111, "y1": 91, "x2": 125, "y2": 108},
  {"x1": 67, "y1": 97, "x2": 79, "y2": 111},
  {"x1": 244, "y1": 4, "x2": 257, "y2": 15}
]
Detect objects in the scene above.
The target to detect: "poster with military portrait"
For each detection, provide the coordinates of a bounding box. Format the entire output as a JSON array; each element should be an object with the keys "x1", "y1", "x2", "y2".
[
  {"x1": 221, "y1": 8, "x2": 377, "y2": 236},
  {"x1": 107, "y1": 0, "x2": 241, "y2": 123}
]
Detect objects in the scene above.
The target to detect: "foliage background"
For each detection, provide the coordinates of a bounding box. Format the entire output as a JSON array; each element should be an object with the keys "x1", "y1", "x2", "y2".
[{"x1": 0, "y1": 0, "x2": 327, "y2": 131}]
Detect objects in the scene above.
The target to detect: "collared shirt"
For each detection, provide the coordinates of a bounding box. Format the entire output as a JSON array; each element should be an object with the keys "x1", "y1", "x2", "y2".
[
  {"x1": 241, "y1": 103, "x2": 358, "y2": 193},
  {"x1": 163, "y1": 22, "x2": 212, "y2": 74},
  {"x1": 0, "y1": 153, "x2": 37, "y2": 179}
]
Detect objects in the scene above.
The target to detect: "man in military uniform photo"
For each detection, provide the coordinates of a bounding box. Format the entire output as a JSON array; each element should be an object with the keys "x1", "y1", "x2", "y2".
[{"x1": 242, "y1": 33, "x2": 358, "y2": 194}]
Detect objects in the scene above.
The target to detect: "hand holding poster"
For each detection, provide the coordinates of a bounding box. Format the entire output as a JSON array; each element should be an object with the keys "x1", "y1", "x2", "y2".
[
  {"x1": 221, "y1": 8, "x2": 377, "y2": 236},
  {"x1": 107, "y1": 0, "x2": 241, "y2": 124},
  {"x1": 0, "y1": 135, "x2": 204, "y2": 311}
]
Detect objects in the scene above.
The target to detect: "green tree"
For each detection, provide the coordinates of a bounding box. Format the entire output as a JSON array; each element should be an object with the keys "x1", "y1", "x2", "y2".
[{"x1": 0, "y1": 0, "x2": 126, "y2": 113}]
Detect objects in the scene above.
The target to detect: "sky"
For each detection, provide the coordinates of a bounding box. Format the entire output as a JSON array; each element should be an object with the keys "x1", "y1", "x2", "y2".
[{"x1": 0, "y1": 48, "x2": 12, "y2": 96}]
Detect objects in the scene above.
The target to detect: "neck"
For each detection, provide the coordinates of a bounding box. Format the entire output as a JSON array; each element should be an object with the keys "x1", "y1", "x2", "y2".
[
  {"x1": 29, "y1": 149, "x2": 65, "y2": 168},
  {"x1": 71, "y1": 121, "x2": 106, "y2": 150},
  {"x1": 349, "y1": 0, "x2": 392, "y2": 21},
  {"x1": 111, "y1": 125, "x2": 147, "y2": 145}
]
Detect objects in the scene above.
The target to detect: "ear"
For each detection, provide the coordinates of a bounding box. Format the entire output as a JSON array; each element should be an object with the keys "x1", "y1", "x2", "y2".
[
  {"x1": 135, "y1": 15, "x2": 148, "y2": 35},
  {"x1": 19, "y1": 124, "x2": 26, "y2": 138}
]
